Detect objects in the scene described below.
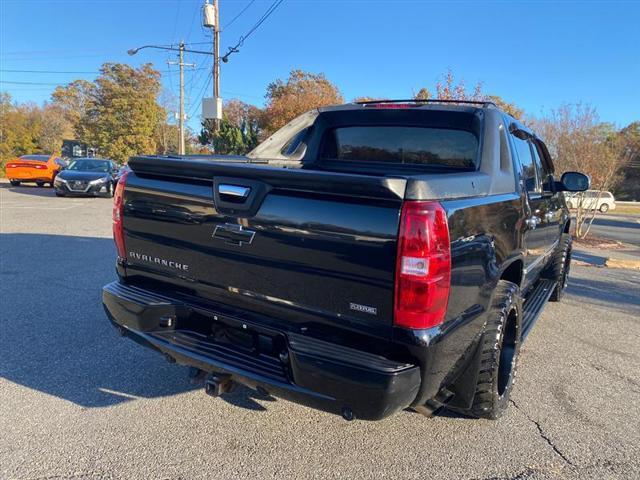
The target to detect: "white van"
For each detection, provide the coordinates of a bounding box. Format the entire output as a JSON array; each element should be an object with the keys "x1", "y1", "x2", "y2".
[{"x1": 564, "y1": 190, "x2": 616, "y2": 212}]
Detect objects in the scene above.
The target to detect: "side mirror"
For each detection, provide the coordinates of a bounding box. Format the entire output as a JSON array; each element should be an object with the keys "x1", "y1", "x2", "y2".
[{"x1": 559, "y1": 172, "x2": 590, "y2": 192}]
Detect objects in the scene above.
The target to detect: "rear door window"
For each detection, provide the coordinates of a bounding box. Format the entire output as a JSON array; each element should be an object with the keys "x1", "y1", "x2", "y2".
[
  {"x1": 512, "y1": 137, "x2": 540, "y2": 194},
  {"x1": 320, "y1": 126, "x2": 478, "y2": 169}
]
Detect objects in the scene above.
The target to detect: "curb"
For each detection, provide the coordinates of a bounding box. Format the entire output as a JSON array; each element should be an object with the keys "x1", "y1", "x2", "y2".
[{"x1": 605, "y1": 258, "x2": 640, "y2": 270}]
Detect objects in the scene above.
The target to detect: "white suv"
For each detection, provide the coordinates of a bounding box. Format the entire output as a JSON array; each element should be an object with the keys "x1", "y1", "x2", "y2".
[{"x1": 564, "y1": 190, "x2": 616, "y2": 213}]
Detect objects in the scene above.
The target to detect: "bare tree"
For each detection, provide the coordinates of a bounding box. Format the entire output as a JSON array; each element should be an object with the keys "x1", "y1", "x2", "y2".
[{"x1": 533, "y1": 104, "x2": 628, "y2": 238}]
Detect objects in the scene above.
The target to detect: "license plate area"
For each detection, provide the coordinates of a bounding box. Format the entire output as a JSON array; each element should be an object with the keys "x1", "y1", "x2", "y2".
[{"x1": 179, "y1": 309, "x2": 286, "y2": 359}]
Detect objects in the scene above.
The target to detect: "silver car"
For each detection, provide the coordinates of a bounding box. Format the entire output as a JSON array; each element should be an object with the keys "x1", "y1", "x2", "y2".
[{"x1": 564, "y1": 190, "x2": 616, "y2": 212}]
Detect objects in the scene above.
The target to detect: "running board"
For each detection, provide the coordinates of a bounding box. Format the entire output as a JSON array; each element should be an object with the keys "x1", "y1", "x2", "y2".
[{"x1": 521, "y1": 279, "x2": 556, "y2": 341}]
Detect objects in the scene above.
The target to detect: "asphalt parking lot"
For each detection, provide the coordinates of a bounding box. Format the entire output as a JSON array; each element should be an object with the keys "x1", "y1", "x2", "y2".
[{"x1": 1, "y1": 181, "x2": 639, "y2": 480}]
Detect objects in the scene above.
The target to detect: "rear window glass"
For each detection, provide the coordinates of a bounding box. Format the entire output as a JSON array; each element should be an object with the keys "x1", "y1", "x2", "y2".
[
  {"x1": 320, "y1": 126, "x2": 478, "y2": 169},
  {"x1": 19, "y1": 155, "x2": 49, "y2": 162}
]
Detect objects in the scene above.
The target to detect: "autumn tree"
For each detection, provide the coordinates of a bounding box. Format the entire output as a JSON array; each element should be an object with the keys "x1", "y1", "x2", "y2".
[
  {"x1": 51, "y1": 79, "x2": 95, "y2": 140},
  {"x1": 199, "y1": 99, "x2": 262, "y2": 154},
  {"x1": 352, "y1": 96, "x2": 387, "y2": 103},
  {"x1": 434, "y1": 70, "x2": 483, "y2": 101},
  {"x1": 413, "y1": 88, "x2": 431, "y2": 100},
  {"x1": 82, "y1": 63, "x2": 163, "y2": 163},
  {"x1": 614, "y1": 122, "x2": 640, "y2": 200},
  {"x1": 154, "y1": 90, "x2": 179, "y2": 155},
  {"x1": 260, "y1": 70, "x2": 343, "y2": 136},
  {"x1": 0, "y1": 93, "x2": 43, "y2": 170},
  {"x1": 485, "y1": 95, "x2": 525, "y2": 120},
  {"x1": 38, "y1": 104, "x2": 73, "y2": 153}
]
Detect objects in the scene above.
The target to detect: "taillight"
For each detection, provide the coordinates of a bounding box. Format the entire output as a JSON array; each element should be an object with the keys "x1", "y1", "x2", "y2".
[
  {"x1": 112, "y1": 171, "x2": 129, "y2": 259},
  {"x1": 6, "y1": 163, "x2": 17, "y2": 168},
  {"x1": 394, "y1": 201, "x2": 451, "y2": 329},
  {"x1": 34, "y1": 164, "x2": 47, "y2": 169}
]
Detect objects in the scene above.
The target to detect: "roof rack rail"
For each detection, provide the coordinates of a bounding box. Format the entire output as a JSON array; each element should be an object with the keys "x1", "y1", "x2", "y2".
[{"x1": 354, "y1": 98, "x2": 497, "y2": 108}]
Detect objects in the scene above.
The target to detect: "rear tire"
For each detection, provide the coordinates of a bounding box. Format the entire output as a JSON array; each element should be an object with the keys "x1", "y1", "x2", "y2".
[
  {"x1": 599, "y1": 203, "x2": 609, "y2": 213},
  {"x1": 543, "y1": 234, "x2": 572, "y2": 302},
  {"x1": 467, "y1": 280, "x2": 522, "y2": 420},
  {"x1": 10, "y1": 180, "x2": 20, "y2": 186}
]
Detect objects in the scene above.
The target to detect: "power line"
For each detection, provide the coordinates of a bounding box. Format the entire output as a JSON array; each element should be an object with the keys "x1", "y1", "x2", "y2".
[
  {"x1": 0, "y1": 80, "x2": 66, "y2": 86},
  {"x1": 171, "y1": 0, "x2": 183, "y2": 46},
  {"x1": 184, "y1": 0, "x2": 201, "y2": 44},
  {"x1": 222, "y1": 0, "x2": 256, "y2": 30},
  {"x1": 187, "y1": 71, "x2": 213, "y2": 120},
  {"x1": 0, "y1": 69, "x2": 98, "y2": 74},
  {"x1": 221, "y1": 0, "x2": 285, "y2": 62},
  {"x1": 0, "y1": 68, "x2": 207, "y2": 75}
]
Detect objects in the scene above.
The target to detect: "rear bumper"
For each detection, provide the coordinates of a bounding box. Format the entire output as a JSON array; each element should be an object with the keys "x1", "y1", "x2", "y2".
[
  {"x1": 7, "y1": 174, "x2": 53, "y2": 182},
  {"x1": 102, "y1": 281, "x2": 421, "y2": 420}
]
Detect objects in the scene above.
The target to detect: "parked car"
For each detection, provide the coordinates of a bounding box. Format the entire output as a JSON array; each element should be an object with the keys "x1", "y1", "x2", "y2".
[
  {"x1": 4, "y1": 154, "x2": 65, "y2": 187},
  {"x1": 114, "y1": 164, "x2": 131, "y2": 183},
  {"x1": 53, "y1": 158, "x2": 119, "y2": 197},
  {"x1": 102, "y1": 100, "x2": 589, "y2": 421},
  {"x1": 564, "y1": 190, "x2": 616, "y2": 212}
]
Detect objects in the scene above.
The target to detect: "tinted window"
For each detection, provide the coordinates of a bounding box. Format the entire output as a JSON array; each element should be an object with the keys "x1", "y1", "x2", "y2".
[
  {"x1": 512, "y1": 137, "x2": 538, "y2": 193},
  {"x1": 19, "y1": 155, "x2": 49, "y2": 162},
  {"x1": 320, "y1": 126, "x2": 478, "y2": 169},
  {"x1": 281, "y1": 128, "x2": 309, "y2": 157},
  {"x1": 67, "y1": 160, "x2": 111, "y2": 172}
]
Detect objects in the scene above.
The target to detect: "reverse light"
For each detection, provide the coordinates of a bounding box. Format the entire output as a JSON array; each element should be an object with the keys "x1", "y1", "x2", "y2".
[
  {"x1": 112, "y1": 171, "x2": 129, "y2": 259},
  {"x1": 394, "y1": 201, "x2": 451, "y2": 329}
]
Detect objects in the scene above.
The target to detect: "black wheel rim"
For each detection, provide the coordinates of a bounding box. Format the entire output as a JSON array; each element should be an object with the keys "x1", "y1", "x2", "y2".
[{"x1": 498, "y1": 306, "x2": 518, "y2": 397}]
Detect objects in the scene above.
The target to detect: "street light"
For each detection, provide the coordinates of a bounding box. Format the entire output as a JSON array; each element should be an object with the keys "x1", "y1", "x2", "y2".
[
  {"x1": 127, "y1": 44, "x2": 213, "y2": 56},
  {"x1": 127, "y1": 43, "x2": 212, "y2": 155}
]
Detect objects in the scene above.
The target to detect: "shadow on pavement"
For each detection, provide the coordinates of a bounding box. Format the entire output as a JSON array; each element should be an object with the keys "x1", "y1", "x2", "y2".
[
  {"x1": 567, "y1": 274, "x2": 640, "y2": 316},
  {"x1": 591, "y1": 216, "x2": 640, "y2": 230},
  {"x1": 572, "y1": 250, "x2": 606, "y2": 266},
  {"x1": 0, "y1": 182, "x2": 57, "y2": 198},
  {"x1": 0, "y1": 233, "x2": 271, "y2": 412}
]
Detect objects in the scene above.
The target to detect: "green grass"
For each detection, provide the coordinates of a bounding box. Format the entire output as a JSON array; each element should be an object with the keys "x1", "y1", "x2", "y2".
[{"x1": 611, "y1": 204, "x2": 640, "y2": 215}]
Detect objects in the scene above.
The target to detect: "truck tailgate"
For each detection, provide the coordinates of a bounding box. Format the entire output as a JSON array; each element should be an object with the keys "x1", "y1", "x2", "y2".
[{"x1": 121, "y1": 157, "x2": 407, "y2": 340}]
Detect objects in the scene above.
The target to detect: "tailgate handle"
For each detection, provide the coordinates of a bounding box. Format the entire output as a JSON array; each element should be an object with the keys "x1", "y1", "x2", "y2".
[{"x1": 218, "y1": 184, "x2": 250, "y2": 198}]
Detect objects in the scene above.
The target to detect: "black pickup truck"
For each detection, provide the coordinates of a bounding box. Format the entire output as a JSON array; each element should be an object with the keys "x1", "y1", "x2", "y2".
[{"x1": 102, "y1": 100, "x2": 589, "y2": 421}]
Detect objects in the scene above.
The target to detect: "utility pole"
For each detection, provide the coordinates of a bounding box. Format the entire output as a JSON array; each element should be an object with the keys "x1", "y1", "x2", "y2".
[
  {"x1": 213, "y1": 0, "x2": 220, "y2": 102},
  {"x1": 168, "y1": 42, "x2": 195, "y2": 155},
  {"x1": 128, "y1": 42, "x2": 211, "y2": 153},
  {"x1": 203, "y1": 0, "x2": 221, "y2": 130}
]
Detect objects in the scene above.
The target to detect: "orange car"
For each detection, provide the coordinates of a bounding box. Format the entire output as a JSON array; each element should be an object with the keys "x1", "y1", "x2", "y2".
[{"x1": 5, "y1": 154, "x2": 65, "y2": 187}]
